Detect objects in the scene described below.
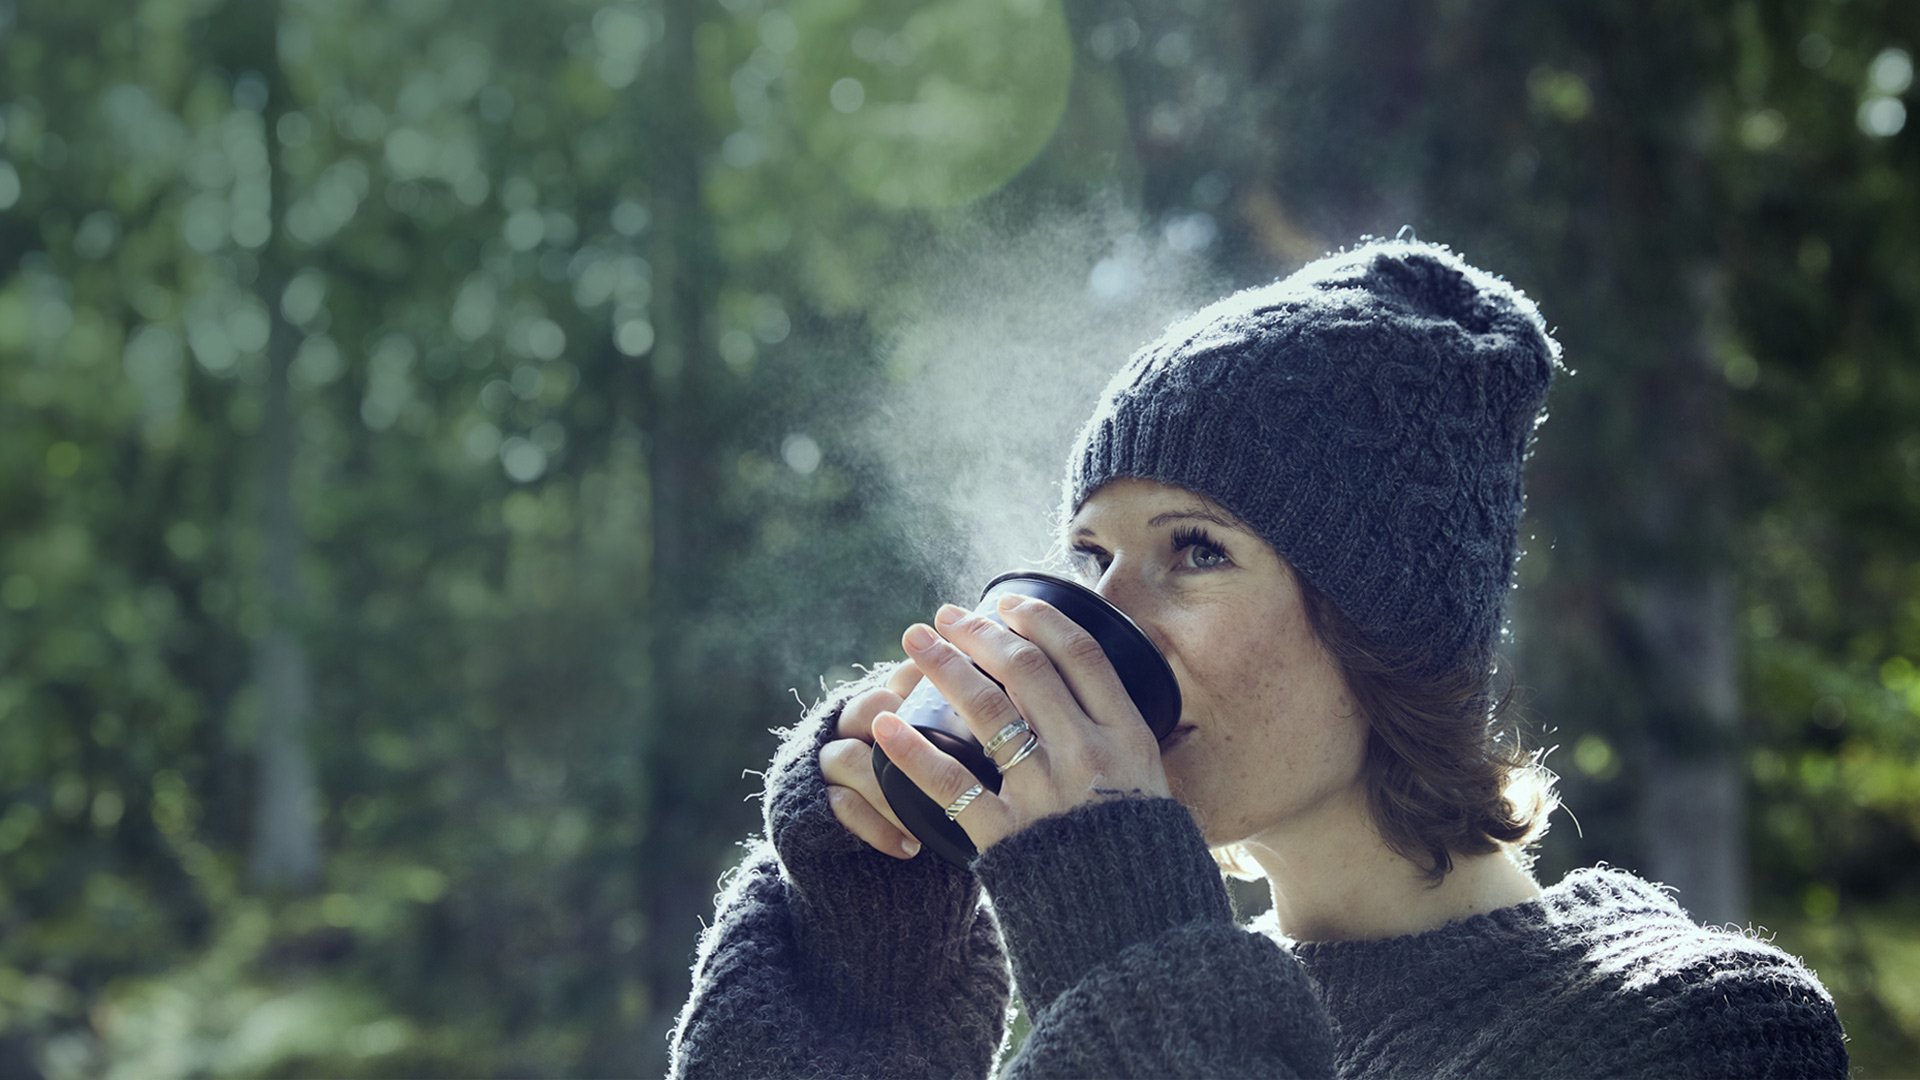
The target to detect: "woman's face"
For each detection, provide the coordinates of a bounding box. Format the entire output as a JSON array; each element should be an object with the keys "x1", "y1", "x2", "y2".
[{"x1": 1065, "y1": 477, "x2": 1368, "y2": 846}]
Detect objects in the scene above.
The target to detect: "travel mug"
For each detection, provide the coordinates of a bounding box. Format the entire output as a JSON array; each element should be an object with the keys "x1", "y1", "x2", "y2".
[{"x1": 871, "y1": 569, "x2": 1182, "y2": 867}]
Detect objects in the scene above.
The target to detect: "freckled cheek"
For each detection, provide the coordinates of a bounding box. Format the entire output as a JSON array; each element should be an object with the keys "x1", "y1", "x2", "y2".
[
  {"x1": 1172, "y1": 668, "x2": 1347, "y2": 806},
  {"x1": 1172, "y1": 628, "x2": 1277, "y2": 716}
]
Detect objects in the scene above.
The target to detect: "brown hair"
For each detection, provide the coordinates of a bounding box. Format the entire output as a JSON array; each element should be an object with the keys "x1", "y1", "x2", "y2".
[{"x1": 1216, "y1": 571, "x2": 1557, "y2": 884}]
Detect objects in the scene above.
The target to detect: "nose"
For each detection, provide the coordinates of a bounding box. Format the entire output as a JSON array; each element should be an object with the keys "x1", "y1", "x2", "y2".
[{"x1": 1092, "y1": 562, "x2": 1173, "y2": 657}]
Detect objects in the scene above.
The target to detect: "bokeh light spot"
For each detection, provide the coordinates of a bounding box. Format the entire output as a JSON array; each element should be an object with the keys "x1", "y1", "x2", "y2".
[
  {"x1": 1797, "y1": 33, "x2": 1833, "y2": 70},
  {"x1": 91, "y1": 789, "x2": 125, "y2": 830},
  {"x1": 750, "y1": 296, "x2": 790, "y2": 344},
  {"x1": 501, "y1": 437, "x2": 549, "y2": 482},
  {"x1": 789, "y1": 0, "x2": 1074, "y2": 208},
  {"x1": 74, "y1": 211, "x2": 120, "y2": 259},
  {"x1": 1527, "y1": 67, "x2": 1593, "y2": 122},
  {"x1": 718, "y1": 329, "x2": 756, "y2": 372},
  {"x1": 1722, "y1": 352, "x2": 1759, "y2": 389},
  {"x1": 464, "y1": 420, "x2": 503, "y2": 462},
  {"x1": 504, "y1": 208, "x2": 546, "y2": 250},
  {"x1": 228, "y1": 299, "x2": 272, "y2": 353},
  {"x1": 615, "y1": 318, "x2": 655, "y2": 356},
  {"x1": 292, "y1": 335, "x2": 345, "y2": 386},
  {"x1": 525, "y1": 318, "x2": 567, "y2": 361},
  {"x1": 1163, "y1": 211, "x2": 1217, "y2": 254},
  {"x1": 829, "y1": 77, "x2": 866, "y2": 114},
  {"x1": 758, "y1": 10, "x2": 799, "y2": 54},
  {"x1": 781, "y1": 432, "x2": 822, "y2": 474},
  {"x1": 384, "y1": 127, "x2": 436, "y2": 178},
  {"x1": 1869, "y1": 47, "x2": 1914, "y2": 96},
  {"x1": 281, "y1": 270, "x2": 327, "y2": 326},
  {"x1": 611, "y1": 200, "x2": 649, "y2": 236},
  {"x1": 1739, "y1": 109, "x2": 1788, "y2": 151},
  {"x1": 1858, "y1": 96, "x2": 1907, "y2": 138},
  {"x1": 1572, "y1": 734, "x2": 1619, "y2": 779},
  {"x1": 1720, "y1": 353, "x2": 1758, "y2": 386}
]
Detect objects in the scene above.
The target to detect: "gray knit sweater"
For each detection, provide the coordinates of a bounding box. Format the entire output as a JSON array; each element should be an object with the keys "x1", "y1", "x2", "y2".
[{"x1": 669, "y1": 673, "x2": 1848, "y2": 1078}]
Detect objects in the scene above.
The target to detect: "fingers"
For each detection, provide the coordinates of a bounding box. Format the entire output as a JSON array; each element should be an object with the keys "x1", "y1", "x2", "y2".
[
  {"x1": 901, "y1": 614, "x2": 1035, "y2": 745},
  {"x1": 836, "y1": 662, "x2": 927, "y2": 744},
  {"x1": 910, "y1": 595, "x2": 1128, "y2": 749},
  {"x1": 884, "y1": 658, "x2": 925, "y2": 700},
  {"x1": 824, "y1": 783, "x2": 922, "y2": 860},
  {"x1": 991, "y1": 595, "x2": 1142, "y2": 732},
  {"x1": 819, "y1": 736, "x2": 921, "y2": 858},
  {"x1": 872, "y1": 711, "x2": 1007, "y2": 847},
  {"x1": 818, "y1": 736, "x2": 912, "y2": 834},
  {"x1": 837, "y1": 685, "x2": 901, "y2": 744}
]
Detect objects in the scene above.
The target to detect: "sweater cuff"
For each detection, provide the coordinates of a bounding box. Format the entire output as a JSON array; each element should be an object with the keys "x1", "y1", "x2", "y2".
[
  {"x1": 973, "y1": 797, "x2": 1233, "y2": 1014},
  {"x1": 761, "y1": 666, "x2": 992, "y2": 1017}
]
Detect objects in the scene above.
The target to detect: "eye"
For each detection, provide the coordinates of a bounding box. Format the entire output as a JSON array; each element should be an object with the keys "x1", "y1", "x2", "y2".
[
  {"x1": 1069, "y1": 542, "x2": 1111, "y2": 581},
  {"x1": 1170, "y1": 525, "x2": 1232, "y2": 570}
]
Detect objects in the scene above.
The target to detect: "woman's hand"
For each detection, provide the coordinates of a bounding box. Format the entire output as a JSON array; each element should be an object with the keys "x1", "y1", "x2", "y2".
[
  {"x1": 818, "y1": 660, "x2": 930, "y2": 859},
  {"x1": 872, "y1": 595, "x2": 1172, "y2": 856}
]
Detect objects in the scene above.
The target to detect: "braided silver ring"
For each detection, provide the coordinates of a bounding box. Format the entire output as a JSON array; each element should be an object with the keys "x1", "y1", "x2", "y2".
[
  {"x1": 944, "y1": 783, "x2": 986, "y2": 821},
  {"x1": 983, "y1": 720, "x2": 1031, "y2": 759},
  {"x1": 996, "y1": 733, "x2": 1041, "y2": 774}
]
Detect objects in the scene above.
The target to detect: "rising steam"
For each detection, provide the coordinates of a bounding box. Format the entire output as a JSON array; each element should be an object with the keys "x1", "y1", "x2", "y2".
[{"x1": 856, "y1": 201, "x2": 1229, "y2": 600}]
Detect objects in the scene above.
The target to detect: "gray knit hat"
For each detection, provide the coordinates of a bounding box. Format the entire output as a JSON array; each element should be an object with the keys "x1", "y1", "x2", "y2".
[{"x1": 1064, "y1": 238, "x2": 1562, "y2": 681}]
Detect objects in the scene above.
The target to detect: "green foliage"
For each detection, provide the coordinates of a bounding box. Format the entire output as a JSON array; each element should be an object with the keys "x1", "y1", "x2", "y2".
[{"x1": 1, "y1": 0, "x2": 1916, "y2": 1074}]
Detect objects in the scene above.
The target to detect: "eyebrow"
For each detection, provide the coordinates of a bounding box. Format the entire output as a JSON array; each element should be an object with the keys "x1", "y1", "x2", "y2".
[{"x1": 1071, "y1": 508, "x2": 1245, "y2": 540}]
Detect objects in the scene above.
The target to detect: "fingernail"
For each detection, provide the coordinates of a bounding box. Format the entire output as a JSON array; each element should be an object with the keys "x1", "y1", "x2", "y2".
[
  {"x1": 900, "y1": 837, "x2": 921, "y2": 858},
  {"x1": 996, "y1": 594, "x2": 1024, "y2": 612},
  {"x1": 874, "y1": 712, "x2": 904, "y2": 739},
  {"x1": 905, "y1": 625, "x2": 937, "y2": 651},
  {"x1": 935, "y1": 603, "x2": 967, "y2": 627}
]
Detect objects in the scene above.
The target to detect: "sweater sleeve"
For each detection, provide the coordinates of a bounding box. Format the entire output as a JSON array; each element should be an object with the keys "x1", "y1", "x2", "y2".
[
  {"x1": 1603, "y1": 938, "x2": 1850, "y2": 1080},
  {"x1": 668, "y1": 666, "x2": 1012, "y2": 1079},
  {"x1": 973, "y1": 797, "x2": 1337, "y2": 1079}
]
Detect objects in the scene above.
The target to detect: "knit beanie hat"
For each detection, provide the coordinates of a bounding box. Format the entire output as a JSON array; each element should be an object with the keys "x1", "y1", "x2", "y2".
[{"x1": 1063, "y1": 238, "x2": 1562, "y2": 681}]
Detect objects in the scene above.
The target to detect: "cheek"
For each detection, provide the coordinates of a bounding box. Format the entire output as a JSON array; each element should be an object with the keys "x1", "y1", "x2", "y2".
[
  {"x1": 1179, "y1": 603, "x2": 1321, "y2": 735},
  {"x1": 1161, "y1": 610, "x2": 1365, "y2": 839}
]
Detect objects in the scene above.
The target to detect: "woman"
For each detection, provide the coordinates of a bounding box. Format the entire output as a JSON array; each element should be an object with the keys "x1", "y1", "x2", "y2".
[{"x1": 668, "y1": 239, "x2": 1848, "y2": 1078}]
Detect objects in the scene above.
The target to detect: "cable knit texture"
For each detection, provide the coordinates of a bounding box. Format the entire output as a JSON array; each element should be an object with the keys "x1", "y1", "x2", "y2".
[
  {"x1": 1065, "y1": 239, "x2": 1564, "y2": 680},
  {"x1": 974, "y1": 798, "x2": 1336, "y2": 1079},
  {"x1": 667, "y1": 670, "x2": 1334, "y2": 1079},
  {"x1": 1283, "y1": 866, "x2": 1850, "y2": 1079},
  {"x1": 668, "y1": 666, "x2": 1011, "y2": 1078},
  {"x1": 672, "y1": 672, "x2": 1843, "y2": 1076},
  {"x1": 668, "y1": 678, "x2": 1845, "y2": 1079}
]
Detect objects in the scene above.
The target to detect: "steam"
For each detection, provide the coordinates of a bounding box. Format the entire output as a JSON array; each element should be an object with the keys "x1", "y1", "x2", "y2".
[{"x1": 855, "y1": 201, "x2": 1228, "y2": 600}]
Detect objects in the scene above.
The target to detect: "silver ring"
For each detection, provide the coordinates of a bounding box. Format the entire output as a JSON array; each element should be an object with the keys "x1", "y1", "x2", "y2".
[
  {"x1": 944, "y1": 783, "x2": 986, "y2": 821},
  {"x1": 996, "y1": 733, "x2": 1041, "y2": 774},
  {"x1": 983, "y1": 720, "x2": 1031, "y2": 759}
]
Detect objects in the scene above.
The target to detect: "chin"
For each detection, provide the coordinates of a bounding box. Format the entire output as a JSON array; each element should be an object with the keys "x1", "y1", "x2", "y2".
[
  {"x1": 1162, "y1": 765, "x2": 1204, "y2": 814},
  {"x1": 1182, "y1": 801, "x2": 1245, "y2": 851}
]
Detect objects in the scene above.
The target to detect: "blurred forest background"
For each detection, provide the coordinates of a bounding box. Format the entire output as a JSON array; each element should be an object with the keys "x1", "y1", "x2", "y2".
[{"x1": 3, "y1": 0, "x2": 1918, "y2": 1075}]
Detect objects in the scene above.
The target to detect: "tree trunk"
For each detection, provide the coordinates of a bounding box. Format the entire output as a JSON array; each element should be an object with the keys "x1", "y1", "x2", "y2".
[
  {"x1": 239, "y1": 0, "x2": 323, "y2": 893},
  {"x1": 638, "y1": 0, "x2": 722, "y2": 1061},
  {"x1": 247, "y1": 266, "x2": 322, "y2": 892},
  {"x1": 1625, "y1": 256, "x2": 1747, "y2": 927},
  {"x1": 1633, "y1": 572, "x2": 1745, "y2": 924}
]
